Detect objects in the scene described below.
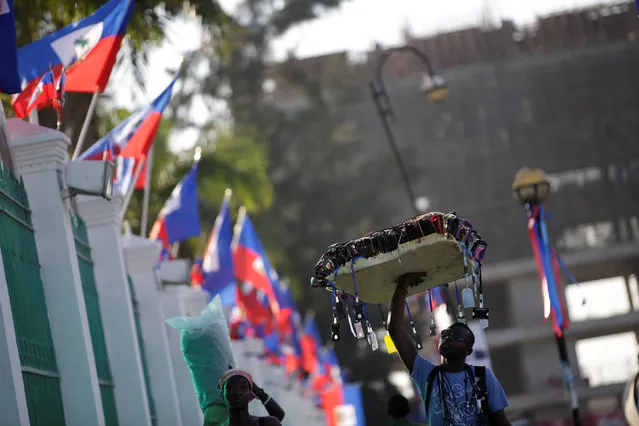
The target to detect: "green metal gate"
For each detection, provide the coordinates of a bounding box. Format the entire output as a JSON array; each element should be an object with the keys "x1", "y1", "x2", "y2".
[
  {"x1": 0, "y1": 165, "x2": 66, "y2": 425},
  {"x1": 71, "y1": 213, "x2": 119, "y2": 426},
  {"x1": 128, "y1": 274, "x2": 158, "y2": 426}
]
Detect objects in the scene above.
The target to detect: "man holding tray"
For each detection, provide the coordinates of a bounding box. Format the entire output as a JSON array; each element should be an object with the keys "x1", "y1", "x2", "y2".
[{"x1": 388, "y1": 273, "x2": 511, "y2": 426}]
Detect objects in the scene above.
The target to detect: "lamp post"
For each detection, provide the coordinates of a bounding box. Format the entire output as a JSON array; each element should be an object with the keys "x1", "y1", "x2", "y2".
[
  {"x1": 512, "y1": 167, "x2": 582, "y2": 426},
  {"x1": 369, "y1": 46, "x2": 448, "y2": 216}
]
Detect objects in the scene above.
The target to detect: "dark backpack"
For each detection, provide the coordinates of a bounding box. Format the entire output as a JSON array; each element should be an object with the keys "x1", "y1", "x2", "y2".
[{"x1": 424, "y1": 364, "x2": 489, "y2": 422}]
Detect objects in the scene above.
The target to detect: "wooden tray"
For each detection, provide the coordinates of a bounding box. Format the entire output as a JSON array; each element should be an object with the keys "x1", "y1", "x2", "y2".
[{"x1": 332, "y1": 233, "x2": 464, "y2": 305}]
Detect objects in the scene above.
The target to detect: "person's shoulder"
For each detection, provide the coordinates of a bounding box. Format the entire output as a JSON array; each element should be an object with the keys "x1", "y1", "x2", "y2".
[
  {"x1": 414, "y1": 354, "x2": 436, "y2": 369},
  {"x1": 411, "y1": 354, "x2": 436, "y2": 381},
  {"x1": 261, "y1": 415, "x2": 281, "y2": 426}
]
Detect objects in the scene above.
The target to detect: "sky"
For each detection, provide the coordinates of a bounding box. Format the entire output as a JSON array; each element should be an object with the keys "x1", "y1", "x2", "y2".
[{"x1": 109, "y1": 0, "x2": 609, "y2": 127}]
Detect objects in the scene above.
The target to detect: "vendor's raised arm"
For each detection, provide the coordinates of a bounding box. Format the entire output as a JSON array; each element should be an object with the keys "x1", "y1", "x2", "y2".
[{"x1": 387, "y1": 272, "x2": 426, "y2": 373}]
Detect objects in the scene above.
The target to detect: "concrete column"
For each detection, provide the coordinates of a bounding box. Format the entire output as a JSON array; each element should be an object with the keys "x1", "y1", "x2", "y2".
[
  {"x1": 0, "y1": 242, "x2": 30, "y2": 426},
  {"x1": 160, "y1": 285, "x2": 204, "y2": 426},
  {"x1": 76, "y1": 195, "x2": 151, "y2": 426},
  {"x1": 8, "y1": 119, "x2": 104, "y2": 426},
  {"x1": 122, "y1": 235, "x2": 183, "y2": 426}
]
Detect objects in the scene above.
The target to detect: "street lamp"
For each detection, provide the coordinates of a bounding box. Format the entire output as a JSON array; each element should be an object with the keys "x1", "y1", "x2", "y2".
[
  {"x1": 369, "y1": 46, "x2": 447, "y2": 216},
  {"x1": 512, "y1": 167, "x2": 582, "y2": 426}
]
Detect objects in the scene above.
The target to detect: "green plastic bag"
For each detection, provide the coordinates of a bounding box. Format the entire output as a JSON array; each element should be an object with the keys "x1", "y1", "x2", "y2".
[{"x1": 166, "y1": 295, "x2": 236, "y2": 424}]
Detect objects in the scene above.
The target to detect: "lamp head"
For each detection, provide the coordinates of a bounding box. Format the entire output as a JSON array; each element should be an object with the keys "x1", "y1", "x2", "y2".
[
  {"x1": 421, "y1": 73, "x2": 448, "y2": 102},
  {"x1": 66, "y1": 160, "x2": 115, "y2": 200},
  {"x1": 512, "y1": 167, "x2": 551, "y2": 205}
]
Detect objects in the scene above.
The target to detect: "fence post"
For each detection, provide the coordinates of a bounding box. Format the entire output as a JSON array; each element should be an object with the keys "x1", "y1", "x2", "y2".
[
  {"x1": 76, "y1": 195, "x2": 152, "y2": 426},
  {"x1": 6, "y1": 119, "x2": 104, "y2": 426},
  {"x1": 159, "y1": 285, "x2": 206, "y2": 426},
  {"x1": 122, "y1": 234, "x2": 183, "y2": 426}
]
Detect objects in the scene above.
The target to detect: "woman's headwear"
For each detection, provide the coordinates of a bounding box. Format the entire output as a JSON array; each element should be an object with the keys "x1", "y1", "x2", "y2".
[{"x1": 218, "y1": 369, "x2": 254, "y2": 391}]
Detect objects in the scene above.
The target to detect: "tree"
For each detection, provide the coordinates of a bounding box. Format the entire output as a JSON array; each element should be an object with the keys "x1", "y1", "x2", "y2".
[
  {"x1": 5, "y1": 0, "x2": 233, "y2": 153},
  {"x1": 98, "y1": 106, "x2": 274, "y2": 260}
]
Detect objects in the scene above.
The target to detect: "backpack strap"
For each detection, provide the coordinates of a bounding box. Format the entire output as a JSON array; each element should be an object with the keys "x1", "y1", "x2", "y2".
[
  {"x1": 473, "y1": 365, "x2": 490, "y2": 416},
  {"x1": 424, "y1": 366, "x2": 440, "y2": 413}
]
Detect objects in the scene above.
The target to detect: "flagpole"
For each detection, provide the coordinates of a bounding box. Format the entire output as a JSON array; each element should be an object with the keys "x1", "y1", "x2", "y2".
[
  {"x1": 72, "y1": 91, "x2": 99, "y2": 160},
  {"x1": 120, "y1": 157, "x2": 146, "y2": 221},
  {"x1": 170, "y1": 243, "x2": 180, "y2": 258},
  {"x1": 231, "y1": 203, "x2": 246, "y2": 252},
  {"x1": 28, "y1": 110, "x2": 39, "y2": 125},
  {"x1": 140, "y1": 145, "x2": 154, "y2": 237}
]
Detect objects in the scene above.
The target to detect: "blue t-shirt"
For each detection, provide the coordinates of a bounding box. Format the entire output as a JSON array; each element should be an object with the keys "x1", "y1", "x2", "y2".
[{"x1": 411, "y1": 355, "x2": 508, "y2": 426}]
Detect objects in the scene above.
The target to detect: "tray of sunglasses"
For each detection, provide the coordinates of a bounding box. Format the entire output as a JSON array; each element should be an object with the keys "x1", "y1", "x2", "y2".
[{"x1": 311, "y1": 212, "x2": 486, "y2": 305}]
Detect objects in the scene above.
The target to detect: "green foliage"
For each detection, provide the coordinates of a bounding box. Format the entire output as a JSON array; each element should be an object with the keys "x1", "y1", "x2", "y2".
[{"x1": 11, "y1": 1, "x2": 232, "y2": 90}]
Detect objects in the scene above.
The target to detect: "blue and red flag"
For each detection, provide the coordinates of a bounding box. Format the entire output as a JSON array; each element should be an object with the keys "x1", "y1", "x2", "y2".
[
  {"x1": 527, "y1": 204, "x2": 569, "y2": 336},
  {"x1": 24, "y1": 69, "x2": 57, "y2": 117},
  {"x1": 79, "y1": 72, "x2": 179, "y2": 190},
  {"x1": 0, "y1": 0, "x2": 21, "y2": 94},
  {"x1": 272, "y1": 280, "x2": 297, "y2": 337},
  {"x1": 232, "y1": 209, "x2": 280, "y2": 325},
  {"x1": 281, "y1": 310, "x2": 304, "y2": 377},
  {"x1": 149, "y1": 161, "x2": 201, "y2": 261},
  {"x1": 341, "y1": 384, "x2": 366, "y2": 426},
  {"x1": 13, "y1": 0, "x2": 133, "y2": 117},
  {"x1": 111, "y1": 157, "x2": 136, "y2": 197},
  {"x1": 200, "y1": 190, "x2": 236, "y2": 300},
  {"x1": 262, "y1": 332, "x2": 284, "y2": 366},
  {"x1": 300, "y1": 314, "x2": 321, "y2": 378}
]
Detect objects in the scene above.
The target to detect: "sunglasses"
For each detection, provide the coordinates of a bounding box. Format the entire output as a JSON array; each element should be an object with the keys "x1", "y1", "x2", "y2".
[{"x1": 440, "y1": 329, "x2": 469, "y2": 342}]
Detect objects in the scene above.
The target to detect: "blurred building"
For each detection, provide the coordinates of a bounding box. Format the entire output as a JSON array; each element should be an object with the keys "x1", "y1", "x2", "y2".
[{"x1": 264, "y1": 1, "x2": 639, "y2": 423}]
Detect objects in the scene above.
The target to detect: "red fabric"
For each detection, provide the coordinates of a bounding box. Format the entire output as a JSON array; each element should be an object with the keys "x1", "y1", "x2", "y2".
[
  {"x1": 233, "y1": 245, "x2": 279, "y2": 313},
  {"x1": 190, "y1": 263, "x2": 204, "y2": 288},
  {"x1": 300, "y1": 334, "x2": 318, "y2": 374},
  {"x1": 13, "y1": 35, "x2": 124, "y2": 117},
  {"x1": 527, "y1": 206, "x2": 566, "y2": 338},
  {"x1": 320, "y1": 386, "x2": 344, "y2": 426},
  {"x1": 236, "y1": 285, "x2": 275, "y2": 334},
  {"x1": 312, "y1": 374, "x2": 331, "y2": 392},
  {"x1": 134, "y1": 160, "x2": 148, "y2": 189},
  {"x1": 13, "y1": 71, "x2": 58, "y2": 118},
  {"x1": 149, "y1": 217, "x2": 170, "y2": 254},
  {"x1": 284, "y1": 353, "x2": 300, "y2": 376},
  {"x1": 65, "y1": 35, "x2": 124, "y2": 93}
]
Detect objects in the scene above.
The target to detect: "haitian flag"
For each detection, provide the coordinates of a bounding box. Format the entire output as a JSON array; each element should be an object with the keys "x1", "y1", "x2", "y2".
[
  {"x1": 111, "y1": 156, "x2": 136, "y2": 197},
  {"x1": 0, "y1": 0, "x2": 21, "y2": 94},
  {"x1": 13, "y1": 0, "x2": 133, "y2": 117},
  {"x1": 148, "y1": 161, "x2": 201, "y2": 261},
  {"x1": 23, "y1": 69, "x2": 56, "y2": 117},
  {"x1": 201, "y1": 190, "x2": 235, "y2": 300},
  {"x1": 283, "y1": 315, "x2": 303, "y2": 376},
  {"x1": 232, "y1": 208, "x2": 280, "y2": 324},
  {"x1": 273, "y1": 280, "x2": 296, "y2": 337},
  {"x1": 322, "y1": 383, "x2": 365, "y2": 426},
  {"x1": 79, "y1": 72, "x2": 179, "y2": 189},
  {"x1": 300, "y1": 313, "x2": 320, "y2": 379}
]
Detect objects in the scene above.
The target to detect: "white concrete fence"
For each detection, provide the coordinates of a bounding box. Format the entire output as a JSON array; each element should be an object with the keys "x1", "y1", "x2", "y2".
[{"x1": 0, "y1": 109, "x2": 326, "y2": 426}]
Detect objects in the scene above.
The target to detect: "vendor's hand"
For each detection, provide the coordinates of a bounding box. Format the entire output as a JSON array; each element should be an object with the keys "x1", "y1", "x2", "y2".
[{"x1": 397, "y1": 272, "x2": 427, "y2": 291}]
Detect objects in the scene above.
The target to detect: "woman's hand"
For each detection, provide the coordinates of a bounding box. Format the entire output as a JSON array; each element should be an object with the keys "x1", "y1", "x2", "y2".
[{"x1": 252, "y1": 382, "x2": 266, "y2": 399}]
